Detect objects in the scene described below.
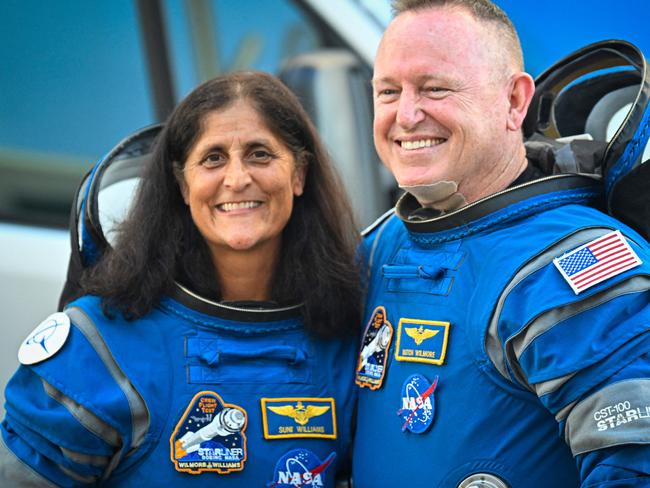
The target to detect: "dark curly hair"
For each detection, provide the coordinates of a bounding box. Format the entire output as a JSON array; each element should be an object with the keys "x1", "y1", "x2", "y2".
[{"x1": 82, "y1": 72, "x2": 361, "y2": 338}]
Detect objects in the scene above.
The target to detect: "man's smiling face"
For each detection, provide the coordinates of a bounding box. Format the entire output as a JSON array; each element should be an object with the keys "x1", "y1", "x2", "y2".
[{"x1": 372, "y1": 7, "x2": 516, "y2": 202}]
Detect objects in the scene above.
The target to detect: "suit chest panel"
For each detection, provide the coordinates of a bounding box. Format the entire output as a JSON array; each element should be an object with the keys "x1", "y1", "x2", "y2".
[
  {"x1": 108, "y1": 315, "x2": 354, "y2": 487},
  {"x1": 355, "y1": 240, "x2": 577, "y2": 487}
]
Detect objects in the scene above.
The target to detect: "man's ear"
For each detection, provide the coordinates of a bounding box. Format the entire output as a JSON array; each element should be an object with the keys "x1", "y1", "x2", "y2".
[{"x1": 506, "y1": 72, "x2": 535, "y2": 131}]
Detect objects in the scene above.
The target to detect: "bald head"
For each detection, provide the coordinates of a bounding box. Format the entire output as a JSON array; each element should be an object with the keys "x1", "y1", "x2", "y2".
[{"x1": 391, "y1": 0, "x2": 524, "y2": 72}]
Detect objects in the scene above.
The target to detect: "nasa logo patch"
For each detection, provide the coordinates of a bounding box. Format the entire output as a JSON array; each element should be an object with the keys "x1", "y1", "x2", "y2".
[
  {"x1": 394, "y1": 318, "x2": 450, "y2": 365},
  {"x1": 355, "y1": 306, "x2": 394, "y2": 390},
  {"x1": 268, "y1": 449, "x2": 336, "y2": 487},
  {"x1": 261, "y1": 397, "x2": 336, "y2": 439},
  {"x1": 170, "y1": 391, "x2": 247, "y2": 474},
  {"x1": 397, "y1": 374, "x2": 438, "y2": 434},
  {"x1": 18, "y1": 312, "x2": 70, "y2": 365}
]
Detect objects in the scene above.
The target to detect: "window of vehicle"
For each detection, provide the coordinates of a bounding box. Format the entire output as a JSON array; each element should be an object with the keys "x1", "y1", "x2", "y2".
[{"x1": 0, "y1": 0, "x2": 334, "y2": 228}]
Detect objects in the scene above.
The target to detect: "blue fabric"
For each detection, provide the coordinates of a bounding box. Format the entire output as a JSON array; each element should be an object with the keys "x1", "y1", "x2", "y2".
[
  {"x1": 2, "y1": 295, "x2": 356, "y2": 487},
  {"x1": 353, "y1": 192, "x2": 650, "y2": 487}
]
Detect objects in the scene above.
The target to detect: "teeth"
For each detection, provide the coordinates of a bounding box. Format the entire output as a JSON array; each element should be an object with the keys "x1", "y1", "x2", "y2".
[
  {"x1": 400, "y1": 138, "x2": 444, "y2": 150},
  {"x1": 218, "y1": 201, "x2": 261, "y2": 212}
]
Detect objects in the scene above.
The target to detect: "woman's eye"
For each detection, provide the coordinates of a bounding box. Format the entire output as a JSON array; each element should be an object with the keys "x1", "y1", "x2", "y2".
[
  {"x1": 249, "y1": 150, "x2": 274, "y2": 162},
  {"x1": 202, "y1": 153, "x2": 225, "y2": 167}
]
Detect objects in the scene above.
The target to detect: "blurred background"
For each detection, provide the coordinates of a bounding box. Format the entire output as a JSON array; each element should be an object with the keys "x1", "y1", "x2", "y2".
[{"x1": 0, "y1": 0, "x2": 648, "y2": 406}]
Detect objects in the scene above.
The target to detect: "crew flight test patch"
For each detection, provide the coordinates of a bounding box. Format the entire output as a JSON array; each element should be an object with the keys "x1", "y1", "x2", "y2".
[
  {"x1": 170, "y1": 391, "x2": 247, "y2": 474},
  {"x1": 356, "y1": 306, "x2": 393, "y2": 389}
]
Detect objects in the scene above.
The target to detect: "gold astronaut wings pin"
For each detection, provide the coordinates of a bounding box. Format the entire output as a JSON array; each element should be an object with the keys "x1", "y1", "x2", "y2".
[
  {"x1": 267, "y1": 401, "x2": 330, "y2": 425},
  {"x1": 405, "y1": 326, "x2": 438, "y2": 345}
]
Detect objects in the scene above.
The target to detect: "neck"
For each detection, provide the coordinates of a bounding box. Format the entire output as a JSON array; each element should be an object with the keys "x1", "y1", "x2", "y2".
[
  {"x1": 464, "y1": 143, "x2": 528, "y2": 204},
  {"x1": 211, "y1": 243, "x2": 280, "y2": 302}
]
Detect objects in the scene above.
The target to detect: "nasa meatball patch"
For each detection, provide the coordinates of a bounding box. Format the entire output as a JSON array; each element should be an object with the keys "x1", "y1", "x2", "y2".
[
  {"x1": 268, "y1": 449, "x2": 336, "y2": 487},
  {"x1": 18, "y1": 312, "x2": 70, "y2": 365},
  {"x1": 355, "y1": 306, "x2": 394, "y2": 390},
  {"x1": 397, "y1": 374, "x2": 438, "y2": 434},
  {"x1": 170, "y1": 391, "x2": 247, "y2": 474}
]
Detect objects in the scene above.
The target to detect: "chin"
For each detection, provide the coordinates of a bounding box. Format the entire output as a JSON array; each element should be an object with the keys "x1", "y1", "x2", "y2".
[
  {"x1": 396, "y1": 174, "x2": 439, "y2": 188},
  {"x1": 396, "y1": 166, "x2": 454, "y2": 188},
  {"x1": 224, "y1": 240, "x2": 259, "y2": 252}
]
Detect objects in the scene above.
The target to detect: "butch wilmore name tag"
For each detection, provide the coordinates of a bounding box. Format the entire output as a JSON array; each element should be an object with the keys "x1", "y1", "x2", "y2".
[{"x1": 394, "y1": 318, "x2": 450, "y2": 365}]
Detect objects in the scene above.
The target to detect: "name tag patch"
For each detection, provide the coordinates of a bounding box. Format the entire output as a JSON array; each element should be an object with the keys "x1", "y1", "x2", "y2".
[
  {"x1": 394, "y1": 318, "x2": 450, "y2": 365},
  {"x1": 170, "y1": 391, "x2": 247, "y2": 474},
  {"x1": 268, "y1": 449, "x2": 336, "y2": 488},
  {"x1": 261, "y1": 398, "x2": 336, "y2": 439},
  {"x1": 397, "y1": 374, "x2": 438, "y2": 434},
  {"x1": 356, "y1": 306, "x2": 394, "y2": 390}
]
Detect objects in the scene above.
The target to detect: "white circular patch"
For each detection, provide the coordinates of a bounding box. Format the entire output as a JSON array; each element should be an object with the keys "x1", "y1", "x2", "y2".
[
  {"x1": 18, "y1": 312, "x2": 71, "y2": 365},
  {"x1": 458, "y1": 473, "x2": 509, "y2": 488}
]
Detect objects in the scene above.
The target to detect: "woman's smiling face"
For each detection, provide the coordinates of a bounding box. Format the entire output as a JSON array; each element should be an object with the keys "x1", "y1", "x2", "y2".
[{"x1": 181, "y1": 99, "x2": 305, "y2": 258}]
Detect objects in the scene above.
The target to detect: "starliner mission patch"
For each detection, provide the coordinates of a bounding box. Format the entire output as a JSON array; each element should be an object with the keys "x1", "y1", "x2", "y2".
[
  {"x1": 356, "y1": 306, "x2": 394, "y2": 390},
  {"x1": 170, "y1": 391, "x2": 247, "y2": 474}
]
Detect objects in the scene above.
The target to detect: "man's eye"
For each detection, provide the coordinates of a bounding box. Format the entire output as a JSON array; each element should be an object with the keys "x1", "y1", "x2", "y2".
[
  {"x1": 377, "y1": 88, "x2": 399, "y2": 97},
  {"x1": 425, "y1": 86, "x2": 450, "y2": 96}
]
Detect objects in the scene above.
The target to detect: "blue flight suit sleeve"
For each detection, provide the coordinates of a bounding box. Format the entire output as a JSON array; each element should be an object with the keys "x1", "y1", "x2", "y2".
[
  {"x1": 492, "y1": 229, "x2": 650, "y2": 486},
  {"x1": 1, "y1": 307, "x2": 144, "y2": 487}
]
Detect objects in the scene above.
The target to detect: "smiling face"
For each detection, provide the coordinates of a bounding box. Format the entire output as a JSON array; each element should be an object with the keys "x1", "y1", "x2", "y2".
[
  {"x1": 181, "y1": 99, "x2": 305, "y2": 260},
  {"x1": 373, "y1": 7, "x2": 523, "y2": 203}
]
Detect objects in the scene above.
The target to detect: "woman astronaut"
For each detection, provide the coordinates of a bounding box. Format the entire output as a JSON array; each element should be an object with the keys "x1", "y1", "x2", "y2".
[{"x1": 1, "y1": 72, "x2": 360, "y2": 487}]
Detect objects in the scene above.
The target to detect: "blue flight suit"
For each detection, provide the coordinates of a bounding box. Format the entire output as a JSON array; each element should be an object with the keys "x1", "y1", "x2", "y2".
[
  {"x1": 352, "y1": 174, "x2": 650, "y2": 487},
  {"x1": 1, "y1": 285, "x2": 356, "y2": 487}
]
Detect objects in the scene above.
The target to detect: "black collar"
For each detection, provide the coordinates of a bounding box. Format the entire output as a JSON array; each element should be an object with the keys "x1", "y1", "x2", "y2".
[
  {"x1": 169, "y1": 282, "x2": 303, "y2": 322},
  {"x1": 397, "y1": 174, "x2": 602, "y2": 235}
]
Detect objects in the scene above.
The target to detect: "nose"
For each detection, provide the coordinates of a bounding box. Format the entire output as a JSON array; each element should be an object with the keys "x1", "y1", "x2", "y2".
[
  {"x1": 396, "y1": 90, "x2": 425, "y2": 130},
  {"x1": 223, "y1": 158, "x2": 252, "y2": 191}
]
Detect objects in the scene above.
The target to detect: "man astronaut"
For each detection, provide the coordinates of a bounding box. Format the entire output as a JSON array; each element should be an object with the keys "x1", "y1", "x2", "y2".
[{"x1": 352, "y1": 0, "x2": 650, "y2": 486}]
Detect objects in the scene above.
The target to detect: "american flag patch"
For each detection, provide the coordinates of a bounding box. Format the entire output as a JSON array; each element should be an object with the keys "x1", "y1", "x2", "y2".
[{"x1": 553, "y1": 230, "x2": 642, "y2": 294}]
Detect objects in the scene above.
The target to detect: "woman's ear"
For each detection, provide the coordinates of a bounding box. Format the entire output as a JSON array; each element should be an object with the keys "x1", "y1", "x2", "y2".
[
  {"x1": 174, "y1": 165, "x2": 190, "y2": 204},
  {"x1": 293, "y1": 165, "x2": 306, "y2": 197},
  {"x1": 178, "y1": 177, "x2": 190, "y2": 205}
]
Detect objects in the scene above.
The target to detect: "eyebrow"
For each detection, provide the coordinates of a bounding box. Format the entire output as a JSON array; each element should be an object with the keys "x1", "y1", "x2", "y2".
[
  {"x1": 192, "y1": 138, "x2": 276, "y2": 159},
  {"x1": 372, "y1": 74, "x2": 456, "y2": 87}
]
